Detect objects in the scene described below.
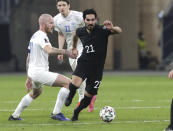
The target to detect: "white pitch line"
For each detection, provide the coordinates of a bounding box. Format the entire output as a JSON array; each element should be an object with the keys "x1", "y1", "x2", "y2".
[
  {"x1": 1, "y1": 101, "x2": 18, "y2": 104},
  {"x1": 1, "y1": 98, "x2": 172, "y2": 104},
  {"x1": 0, "y1": 109, "x2": 45, "y2": 112},
  {"x1": 131, "y1": 99, "x2": 144, "y2": 102},
  {"x1": 115, "y1": 106, "x2": 169, "y2": 110},
  {"x1": 0, "y1": 106, "x2": 170, "y2": 112},
  {"x1": 1, "y1": 99, "x2": 171, "y2": 104},
  {"x1": 0, "y1": 120, "x2": 169, "y2": 127}
]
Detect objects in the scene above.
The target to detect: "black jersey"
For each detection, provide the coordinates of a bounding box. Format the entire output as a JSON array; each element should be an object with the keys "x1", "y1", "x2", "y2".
[{"x1": 76, "y1": 24, "x2": 112, "y2": 65}]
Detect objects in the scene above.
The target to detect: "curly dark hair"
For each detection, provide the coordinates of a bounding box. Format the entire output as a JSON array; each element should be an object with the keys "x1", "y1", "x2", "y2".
[
  {"x1": 56, "y1": 0, "x2": 70, "y2": 4},
  {"x1": 83, "y1": 9, "x2": 97, "y2": 19}
]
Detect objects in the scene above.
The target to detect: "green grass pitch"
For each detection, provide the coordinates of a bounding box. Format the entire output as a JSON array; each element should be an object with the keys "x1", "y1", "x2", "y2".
[{"x1": 0, "y1": 72, "x2": 172, "y2": 131}]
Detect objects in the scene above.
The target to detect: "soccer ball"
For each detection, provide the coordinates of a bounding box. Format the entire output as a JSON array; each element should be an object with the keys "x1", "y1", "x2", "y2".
[{"x1": 99, "y1": 106, "x2": 116, "y2": 122}]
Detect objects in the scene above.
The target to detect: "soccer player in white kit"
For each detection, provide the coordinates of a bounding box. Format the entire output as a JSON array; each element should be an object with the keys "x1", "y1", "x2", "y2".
[
  {"x1": 54, "y1": 0, "x2": 96, "y2": 112},
  {"x1": 8, "y1": 14, "x2": 77, "y2": 121}
]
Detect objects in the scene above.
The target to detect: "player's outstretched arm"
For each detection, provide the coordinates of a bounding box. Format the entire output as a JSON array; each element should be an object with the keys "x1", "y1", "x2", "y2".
[
  {"x1": 57, "y1": 32, "x2": 65, "y2": 61},
  {"x1": 103, "y1": 20, "x2": 122, "y2": 34},
  {"x1": 44, "y1": 45, "x2": 77, "y2": 59},
  {"x1": 111, "y1": 26, "x2": 122, "y2": 34},
  {"x1": 72, "y1": 34, "x2": 79, "y2": 57},
  {"x1": 72, "y1": 33, "x2": 79, "y2": 49},
  {"x1": 168, "y1": 70, "x2": 173, "y2": 79}
]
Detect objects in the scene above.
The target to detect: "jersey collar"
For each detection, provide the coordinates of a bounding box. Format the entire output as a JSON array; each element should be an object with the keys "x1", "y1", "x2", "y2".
[
  {"x1": 61, "y1": 10, "x2": 72, "y2": 20},
  {"x1": 39, "y1": 30, "x2": 47, "y2": 36}
]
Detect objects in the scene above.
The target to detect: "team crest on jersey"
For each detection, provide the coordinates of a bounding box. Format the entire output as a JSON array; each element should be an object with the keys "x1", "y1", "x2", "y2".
[
  {"x1": 102, "y1": 26, "x2": 107, "y2": 30},
  {"x1": 44, "y1": 38, "x2": 49, "y2": 43}
]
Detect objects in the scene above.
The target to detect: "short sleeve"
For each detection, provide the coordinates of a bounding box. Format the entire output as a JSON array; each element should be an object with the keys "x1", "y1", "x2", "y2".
[
  {"x1": 53, "y1": 17, "x2": 61, "y2": 33},
  {"x1": 77, "y1": 12, "x2": 85, "y2": 27},
  {"x1": 38, "y1": 37, "x2": 51, "y2": 49}
]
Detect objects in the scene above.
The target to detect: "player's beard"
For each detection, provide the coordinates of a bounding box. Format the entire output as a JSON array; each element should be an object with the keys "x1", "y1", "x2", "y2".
[
  {"x1": 45, "y1": 26, "x2": 53, "y2": 34},
  {"x1": 86, "y1": 24, "x2": 94, "y2": 31}
]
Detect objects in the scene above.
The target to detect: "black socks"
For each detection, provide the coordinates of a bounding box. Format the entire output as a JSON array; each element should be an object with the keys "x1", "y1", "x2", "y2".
[
  {"x1": 65, "y1": 83, "x2": 79, "y2": 106},
  {"x1": 75, "y1": 95, "x2": 92, "y2": 113},
  {"x1": 72, "y1": 95, "x2": 92, "y2": 121},
  {"x1": 69, "y1": 83, "x2": 78, "y2": 98}
]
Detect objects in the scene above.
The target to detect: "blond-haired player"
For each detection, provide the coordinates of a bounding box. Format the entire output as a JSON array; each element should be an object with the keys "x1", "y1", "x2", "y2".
[{"x1": 8, "y1": 14, "x2": 77, "y2": 121}]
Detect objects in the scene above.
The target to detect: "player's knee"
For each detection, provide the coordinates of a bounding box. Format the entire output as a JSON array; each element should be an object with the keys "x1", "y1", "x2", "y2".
[
  {"x1": 62, "y1": 75, "x2": 71, "y2": 86},
  {"x1": 66, "y1": 78, "x2": 72, "y2": 86},
  {"x1": 63, "y1": 84, "x2": 69, "y2": 89},
  {"x1": 30, "y1": 88, "x2": 42, "y2": 99},
  {"x1": 62, "y1": 79, "x2": 71, "y2": 89},
  {"x1": 69, "y1": 83, "x2": 80, "y2": 90},
  {"x1": 85, "y1": 91, "x2": 93, "y2": 98},
  {"x1": 72, "y1": 80, "x2": 82, "y2": 87},
  {"x1": 71, "y1": 75, "x2": 83, "y2": 87},
  {"x1": 33, "y1": 92, "x2": 42, "y2": 99}
]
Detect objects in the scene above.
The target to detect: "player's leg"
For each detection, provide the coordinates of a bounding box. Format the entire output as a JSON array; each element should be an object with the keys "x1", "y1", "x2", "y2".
[
  {"x1": 51, "y1": 74, "x2": 71, "y2": 121},
  {"x1": 88, "y1": 67, "x2": 103, "y2": 112},
  {"x1": 77, "y1": 80, "x2": 97, "y2": 112},
  {"x1": 35, "y1": 71, "x2": 71, "y2": 113},
  {"x1": 71, "y1": 79, "x2": 100, "y2": 121},
  {"x1": 89, "y1": 95, "x2": 97, "y2": 112},
  {"x1": 65, "y1": 62, "x2": 87, "y2": 107},
  {"x1": 8, "y1": 85, "x2": 42, "y2": 121},
  {"x1": 71, "y1": 91, "x2": 93, "y2": 121},
  {"x1": 70, "y1": 58, "x2": 97, "y2": 111},
  {"x1": 69, "y1": 58, "x2": 85, "y2": 106},
  {"x1": 164, "y1": 99, "x2": 173, "y2": 131},
  {"x1": 77, "y1": 80, "x2": 86, "y2": 106},
  {"x1": 76, "y1": 80, "x2": 97, "y2": 113},
  {"x1": 164, "y1": 127, "x2": 173, "y2": 131},
  {"x1": 65, "y1": 75, "x2": 83, "y2": 106}
]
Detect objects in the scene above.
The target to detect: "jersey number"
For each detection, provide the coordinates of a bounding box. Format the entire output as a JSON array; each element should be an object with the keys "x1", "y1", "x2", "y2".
[
  {"x1": 65, "y1": 26, "x2": 71, "y2": 32},
  {"x1": 94, "y1": 81, "x2": 100, "y2": 89},
  {"x1": 85, "y1": 45, "x2": 95, "y2": 53}
]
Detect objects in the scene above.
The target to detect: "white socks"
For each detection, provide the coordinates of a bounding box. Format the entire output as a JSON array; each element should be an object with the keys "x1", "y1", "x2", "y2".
[
  {"x1": 78, "y1": 80, "x2": 86, "y2": 102},
  {"x1": 12, "y1": 94, "x2": 33, "y2": 118},
  {"x1": 53, "y1": 87, "x2": 70, "y2": 115}
]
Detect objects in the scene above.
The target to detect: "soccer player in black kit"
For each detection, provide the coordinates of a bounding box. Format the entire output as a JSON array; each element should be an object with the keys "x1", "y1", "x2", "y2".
[{"x1": 65, "y1": 8, "x2": 122, "y2": 121}]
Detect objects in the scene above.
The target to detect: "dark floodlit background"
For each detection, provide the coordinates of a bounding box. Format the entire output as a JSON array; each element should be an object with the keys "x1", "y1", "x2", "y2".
[{"x1": 0, "y1": 0, "x2": 172, "y2": 73}]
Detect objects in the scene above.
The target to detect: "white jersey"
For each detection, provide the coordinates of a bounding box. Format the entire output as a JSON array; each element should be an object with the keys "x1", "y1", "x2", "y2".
[
  {"x1": 28, "y1": 30, "x2": 51, "y2": 71},
  {"x1": 54, "y1": 10, "x2": 84, "y2": 50}
]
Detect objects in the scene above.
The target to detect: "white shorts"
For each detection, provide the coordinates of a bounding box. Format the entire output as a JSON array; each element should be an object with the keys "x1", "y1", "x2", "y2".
[{"x1": 28, "y1": 68, "x2": 59, "y2": 89}]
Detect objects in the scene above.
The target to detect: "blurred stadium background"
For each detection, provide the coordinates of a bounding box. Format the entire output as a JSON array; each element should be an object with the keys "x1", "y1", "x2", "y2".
[
  {"x1": 1, "y1": 1, "x2": 173, "y2": 130},
  {"x1": 0, "y1": 0, "x2": 172, "y2": 72}
]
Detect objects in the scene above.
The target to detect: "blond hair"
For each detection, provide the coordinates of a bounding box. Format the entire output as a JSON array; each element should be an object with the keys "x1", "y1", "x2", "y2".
[{"x1": 38, "y1": 14, "x2": 53, "y2": 26}]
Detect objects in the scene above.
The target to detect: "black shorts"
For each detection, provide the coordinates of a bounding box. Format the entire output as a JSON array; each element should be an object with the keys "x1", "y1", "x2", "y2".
[{"x1": 73, "y1": 62, "x2": 104, "y2": 95}]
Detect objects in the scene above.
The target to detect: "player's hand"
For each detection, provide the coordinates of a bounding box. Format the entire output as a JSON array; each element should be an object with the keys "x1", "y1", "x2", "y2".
[
  {"x1": 169, "y1": 70, "x2": 173, "y2": 79},
  {"x1": 25, "y1": 77, "x2": 32, "y2": 92},
  {"x1": 72, "y1": 48, "x2": 78, "y2": 57},
  {"x1": 57, "y1": 55, "x2": 64, "y2": 61},
  {"x1": 66, "y1": 49, "x2": 78, "y2": 59},
  {"x1": 103, "y1": 20, "x2": 113, "y2": 30}
]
